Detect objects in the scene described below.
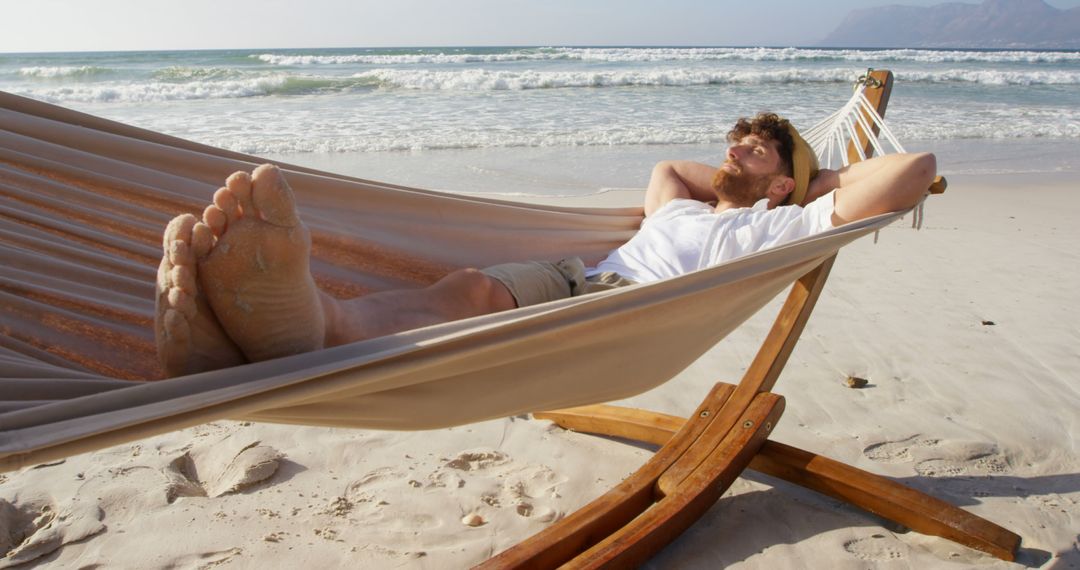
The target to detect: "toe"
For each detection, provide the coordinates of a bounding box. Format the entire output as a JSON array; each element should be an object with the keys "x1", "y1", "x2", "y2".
[
  {"x1": 169, "y1": 265, "x2": 197, "y2": 294},
  {"x1": 167, "y1": 288, "x2": 197, "y2": 320},
  {"x1": 160, "y1": 308, "x2": 192, "y2": 372},
  {"x1": 156, "y1": 259, "x2": 172, "y2": 292},
  {"x1": 214, "y1": 187, "x2": 242, "y2": 225},
  {"x1": 191, "y1": 222, "x2": 215, "y2": 259},
  {"x1": 203, "y1": 204, "x2": 227, "y2": 237},
  {"x1": 226, "y1": 171, "x2": 255, "y2": 217},
  {"x1": 162, "y1": 214, "x2": 198, "y2": 258},
  {"x1": 250, "y1": 164, "x2": 299, "y2": 227},
  {"x1": 168, "y1": 240, "x2": 193, "y2": 268}
]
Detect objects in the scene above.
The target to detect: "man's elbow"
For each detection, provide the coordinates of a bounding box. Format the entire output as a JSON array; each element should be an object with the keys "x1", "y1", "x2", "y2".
[
  {"x1": 912, "y1": 152, "x2": 937, "y2": 183},
  {"x1": 644, "y1": 161, "x2": 676, "y2": 216},
  {"x1": 902, "y1": 152, "x2": 937, "y2": 207},
  {"x1": 651, "y1": 160, "x2": 676, "y2": 177}
]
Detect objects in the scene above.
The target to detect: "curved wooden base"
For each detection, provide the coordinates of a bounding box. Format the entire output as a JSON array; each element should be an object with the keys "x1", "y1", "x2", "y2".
[
  {"x1": 477, "y1": 383, "x2": 784, "y2": 569},
  {"x1": 531, "y1": 401, "x2": 1020, "y2": 563}
]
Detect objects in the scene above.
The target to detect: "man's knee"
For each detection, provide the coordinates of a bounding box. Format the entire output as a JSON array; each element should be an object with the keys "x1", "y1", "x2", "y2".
[{"x1": 437, "y1": 268, "x2": 516, "y2": 314}]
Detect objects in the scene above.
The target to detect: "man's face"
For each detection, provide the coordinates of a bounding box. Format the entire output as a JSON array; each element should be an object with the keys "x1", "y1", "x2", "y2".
[{"x1": 713, "y1": 135, "x2": 785, "y2": 204}]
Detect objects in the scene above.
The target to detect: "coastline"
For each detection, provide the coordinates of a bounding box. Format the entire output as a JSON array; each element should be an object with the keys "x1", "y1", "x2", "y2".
[
  {"x1": 2, "y1": 168, "x2": 1078, "y2": 568},
  {"x1": 262, "y1": 137, "x2": 1080, "y2": 203}
]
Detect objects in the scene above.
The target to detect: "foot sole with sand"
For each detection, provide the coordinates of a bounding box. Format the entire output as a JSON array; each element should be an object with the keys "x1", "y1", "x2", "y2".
[{"x1": 196, "y1": 165, "x2": 327, "y2": 363}]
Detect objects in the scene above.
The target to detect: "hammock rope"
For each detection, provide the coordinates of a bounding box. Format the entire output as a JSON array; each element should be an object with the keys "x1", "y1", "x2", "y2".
[
  {"x1": 803, "y1": 81, "x2": 907, "y2": 168},
  {"x1": 803, "y1": 78, "x2": 925, "y2": 235}
]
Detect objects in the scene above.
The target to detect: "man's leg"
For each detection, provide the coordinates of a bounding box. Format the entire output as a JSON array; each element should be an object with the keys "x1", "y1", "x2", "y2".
[
  {"x1": 175, "y1": 164, "x2": 515, "y2": 371},
  {"x1": 322, "y1": 268, "x2": 517, "y2": 346}
]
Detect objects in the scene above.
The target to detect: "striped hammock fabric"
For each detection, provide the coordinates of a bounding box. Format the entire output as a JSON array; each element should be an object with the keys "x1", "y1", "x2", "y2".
[{"x1": 0, "y1": 86, "x2": 905, "y2": 471}]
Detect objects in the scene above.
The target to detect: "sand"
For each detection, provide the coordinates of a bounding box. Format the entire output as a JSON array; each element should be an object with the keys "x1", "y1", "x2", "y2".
[{"x1": 1, "y1": 172, "x2": 1078, "y2": 568}]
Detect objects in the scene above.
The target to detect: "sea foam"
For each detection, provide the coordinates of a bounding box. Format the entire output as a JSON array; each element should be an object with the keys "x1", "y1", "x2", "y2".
[
  {"x1": 17, "y1": 66, "x2": 113, "y2": 79},
  {"x1": 357, "y1": 68, "x2": 870, "y2": 91},
  {"x1": 255, "y1": 52, "x2": 562, "y2": 66},
  {"x1": 14, "y1": 74, "x2": 378, "y2": 102},
  {"x1": 14, "y1": 64, "x2": 1080, "y2": 107},
  {"x1": 357, "y1": 67, "x2": 1080, "y2": 90},
  {"x1": 20, "y1": 66, "x2": 1078, "y2": 103},
  {"x1": 193, "y1": 111, "x2": 1080, "y2": 156},
  {"x1": 253, "y1": 47, "x2": 1080, "y2": 66}
]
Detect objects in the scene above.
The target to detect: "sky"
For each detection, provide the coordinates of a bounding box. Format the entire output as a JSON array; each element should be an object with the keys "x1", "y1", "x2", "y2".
[{"x1": 2, "y1": 0, "x2": 1080, "y2": 53}]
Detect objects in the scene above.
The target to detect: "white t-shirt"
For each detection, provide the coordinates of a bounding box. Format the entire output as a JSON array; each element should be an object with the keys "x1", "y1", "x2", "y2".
[{"x1": 589, "y1": 194, "x2": 835, "y2": 283}]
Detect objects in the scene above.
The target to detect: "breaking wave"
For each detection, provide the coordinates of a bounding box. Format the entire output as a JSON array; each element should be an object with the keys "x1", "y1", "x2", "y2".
[
  {"x1": 358, "y1": 67, "x2": 1080, "y2": 90},
  {"x1": 19, "y1": 65, "x2": 1079, "y2": 103},
  {"x1": 14, "y1": 74, "x2": 380, "y2": 102},
  {"x1": 17, "y1": 66, "x2": 114, "y2": 79},
  {"x1": 254, "y1": 47, "x2": 1080, "y2": 66}
]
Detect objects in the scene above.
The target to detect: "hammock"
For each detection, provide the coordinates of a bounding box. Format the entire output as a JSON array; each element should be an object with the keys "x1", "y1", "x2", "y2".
[{"x1": 0, "y1": 84, "x2": 906, "y2": 472}]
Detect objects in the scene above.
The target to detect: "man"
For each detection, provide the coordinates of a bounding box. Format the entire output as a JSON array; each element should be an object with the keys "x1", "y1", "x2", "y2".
[{"x1": 155, "y1": 113, "x2": 936, "y2": 377}]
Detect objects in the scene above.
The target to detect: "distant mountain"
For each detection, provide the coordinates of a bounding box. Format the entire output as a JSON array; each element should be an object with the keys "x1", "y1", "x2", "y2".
[{"x1": 819, "y1": 0, "x2": 1080, "y2": 48}]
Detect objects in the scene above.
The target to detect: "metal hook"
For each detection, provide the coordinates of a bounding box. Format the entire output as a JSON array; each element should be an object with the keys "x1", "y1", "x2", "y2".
[{"x1": 854, "y1": 68, "x2": 883, "y2": 91}]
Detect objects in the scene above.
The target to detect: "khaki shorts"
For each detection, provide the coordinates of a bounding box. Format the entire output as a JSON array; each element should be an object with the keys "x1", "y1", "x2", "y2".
[{"x1": 481, "y1": 257, "x2": 635, "y2": 308}]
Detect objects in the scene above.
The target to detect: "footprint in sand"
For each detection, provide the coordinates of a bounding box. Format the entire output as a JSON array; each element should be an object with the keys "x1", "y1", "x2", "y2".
[
  {"x1": 341, "y1": 470, "x2": 443, "y2": 532},
  {"x1": 442, "y1": 449, "x2": 566, "y2": 523},
  {"x1": 344, "y1": 466, "x2": 407, "y2": 504},
  {"x1": 426, "y1": 469, "x2": 466, "y2": 490},
  {"x1": 862, "y1": 435, "x2": 940, "y2": 463},
  {"x1": 864, "y1": 435, "x2": 1011, "y2": 478},
  {"x1": 0, "y1": 496, "x2": 104, "y2": 568},
  {"x1": 913, "y1": 442, "x2": 1011, "y2": 477},
  {"x1": 505, "y1": 465, "x2": 566, "y2": 501},
  {"x1": 843, "y1": 534, "x2": 907, "y2": 562},
  {"x1": 342, "y1": 466, "x2": 427, "y2": 522},
  {"x1": 343, "y1": 448, "x2": 568, "y2": 538},
  {"x1": 503, "y1": 466, "x2": 565, "y2": 522},
  {"x1": 162, "y1": 435, "x2": 284, "y2": 502},
  {"x1": 511, "y1": 499, "x2": 558, "y2": 523},
  {"x1": 443, "y1": 450, "x2": 512, "y2": 472}
]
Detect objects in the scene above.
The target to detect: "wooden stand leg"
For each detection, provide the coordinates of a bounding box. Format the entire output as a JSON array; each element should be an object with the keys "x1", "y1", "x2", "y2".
[{"x1": 534, "y1": 404, "x2": 1021, "y2": 562}]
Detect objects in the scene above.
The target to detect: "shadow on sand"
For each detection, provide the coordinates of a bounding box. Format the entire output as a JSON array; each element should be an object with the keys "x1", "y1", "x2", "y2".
[{"x1": 638, "y1": 470, "x2": 1077, "y2": 568}]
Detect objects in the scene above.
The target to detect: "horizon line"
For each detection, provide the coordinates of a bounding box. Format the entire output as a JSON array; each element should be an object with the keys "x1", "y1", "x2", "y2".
[{"x1": 4, "y1": 44, "x2": 1080, "y2": 56}]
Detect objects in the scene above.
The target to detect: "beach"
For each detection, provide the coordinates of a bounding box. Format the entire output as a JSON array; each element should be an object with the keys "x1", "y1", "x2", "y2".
[
  {"x1": 2, "y1": 46, "x2": 1080, "y2": 568},
  {"x1": 2, "y1": 167, "x2": 1078, "y2": 568}
]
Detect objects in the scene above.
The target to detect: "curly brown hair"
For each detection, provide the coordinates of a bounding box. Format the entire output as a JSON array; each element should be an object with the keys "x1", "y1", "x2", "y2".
[{"x1": 726, "y1": 112, "x2": 795, "y2": 178}]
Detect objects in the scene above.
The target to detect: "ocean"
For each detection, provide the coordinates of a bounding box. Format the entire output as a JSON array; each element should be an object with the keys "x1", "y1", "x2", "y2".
[{"x1": 2, "y1": 46, "x2": 1078, "y2": 197}]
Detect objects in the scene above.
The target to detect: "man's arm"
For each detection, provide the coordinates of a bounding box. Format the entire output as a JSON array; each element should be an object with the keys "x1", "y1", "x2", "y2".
[
  {"x1": 804, "y1": 152, "x2": 937, "y2": 226},
  {"x1": 643, "y1": 160, "x2": 717, "y2": 217}
]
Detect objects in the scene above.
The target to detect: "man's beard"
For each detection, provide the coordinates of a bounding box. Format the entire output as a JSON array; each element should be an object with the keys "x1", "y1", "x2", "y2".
[{"x1": 712, "y1": 165, "x2": 774, "y2": 207}]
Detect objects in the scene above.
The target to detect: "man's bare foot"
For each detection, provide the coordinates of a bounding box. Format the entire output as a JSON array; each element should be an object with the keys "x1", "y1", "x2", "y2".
[
  {"x1": 196, "y1": 164, "x2": 328, "y2": 362},
  {"x1": 155, "y1": 214, "x2": 246, "y2": 377}
]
